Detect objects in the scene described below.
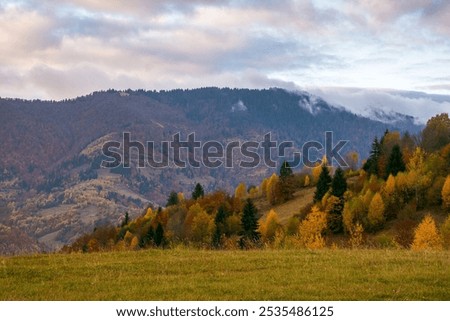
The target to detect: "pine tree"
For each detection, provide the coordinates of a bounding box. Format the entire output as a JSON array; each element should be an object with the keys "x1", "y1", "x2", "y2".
[
  {"x1": 279, "y1": 160, "x2": 293, "y2": 179},
  {"x1": 363, "y1": 137, "x2": 381, "y2": 176},
  {"x1": 212, "y1": 205, "x2": 228, "y2": 247},
  {"x1": 192, "y1": 183, "x2": 204, "y2": 200},
  {"x1": 279, "y1": 161, "x2": 295, "y2": 202},
  {"x1": 166, "y1": 191, "x2": 179, "y2": 207},
  {"x1": 139, "y1": 226, "x2": 154, "y2": 248},
  {"x1": 331, "y1": 167, "x2": 347, "y2": 198},
  {"x1": 154, "y1": 223, "x2": 165, "y2": 247},
  {"x1": 314, "y1": 165, "x2": 332, "y2": 202},
  {"x1": 386, "y1": 144, "x2": 406, "y2": 177},
  {"x1": 121, "y1": 212, "x2": 129, "y2": 227},
  {"x1": 240, "y1": 199, "x2": 260, "y2": 243}
]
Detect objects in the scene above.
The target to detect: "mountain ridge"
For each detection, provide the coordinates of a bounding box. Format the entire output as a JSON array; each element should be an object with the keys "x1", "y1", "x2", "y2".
[{"x1": 0, "y1": 87, "x2": 422, "y2": 253}]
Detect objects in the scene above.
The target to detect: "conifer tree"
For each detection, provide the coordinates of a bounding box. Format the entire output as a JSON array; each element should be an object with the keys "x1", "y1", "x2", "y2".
[
  {"x1": 154, "y1": 223, "x2": 165, "y2": 247},
  {"x1": 279, "y1": 161, "x2": 295, "y2": 201},
  {"x1": 240, "y1": 199, "x2": 260, "y2": 244},
  {"x1": 139, "y1": 225, "x2": 154, "y2": 248},
  {"x1": 331, "y1": 167, "x2": 347, "y2": 198},
  {"x1": 166, "y1": 191, "x2": 179, "y2": 207},
  {"x1": 279, "y1": 160, "x2": 293, "y2": 179},
  {"x1": 121, "y1": 212, "x2": 129, "y2": 227},
  {"x1": 212, "y1": 205, "x2": 228, "y2": 248},
  {"x1": 314, "y1": 165, "x2": 332, "y2": 202},
  {"x1": 363, "y1": 137, "x2": 381, "y2": 176},
  {"x1": 386, "y1": 144, "x2": 406, "y2": 177},
  {"x1": 192, "y1": 183, "x2": 204, "y2": 200}
]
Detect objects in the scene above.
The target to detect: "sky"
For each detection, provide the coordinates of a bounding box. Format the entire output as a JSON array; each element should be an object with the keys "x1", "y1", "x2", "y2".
[{"x1": 1, "y1": 0, "x2": 450, "y2": 122}]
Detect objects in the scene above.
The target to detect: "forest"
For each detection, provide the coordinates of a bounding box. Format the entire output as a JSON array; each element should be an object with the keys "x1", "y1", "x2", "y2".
[{"x1": 63, "y1": 113, "x2": 450, "y2": 253}]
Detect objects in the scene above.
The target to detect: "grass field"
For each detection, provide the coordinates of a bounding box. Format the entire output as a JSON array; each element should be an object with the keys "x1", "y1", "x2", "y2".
[{"x1": 1, "y1": 249, "x2": 449, "y2": 301}]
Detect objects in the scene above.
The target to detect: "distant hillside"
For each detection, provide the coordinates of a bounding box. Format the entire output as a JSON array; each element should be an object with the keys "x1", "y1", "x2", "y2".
[{"x1": 0, "y1": 87, "x2": 422, "y2": 252}]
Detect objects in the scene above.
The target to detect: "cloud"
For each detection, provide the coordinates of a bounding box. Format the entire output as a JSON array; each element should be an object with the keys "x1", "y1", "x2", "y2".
[
  {"x1": 0, "y1": 0, "x2": 449, "y2": 109},
  {"x1": 308, "y1": 87, "x2": 450, "y2": 124}
]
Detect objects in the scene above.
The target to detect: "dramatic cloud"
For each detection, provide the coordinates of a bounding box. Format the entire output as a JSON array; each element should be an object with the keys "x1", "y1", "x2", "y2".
[{"x1": 0, "y1": 0, "x2": 449, "y2": 121}]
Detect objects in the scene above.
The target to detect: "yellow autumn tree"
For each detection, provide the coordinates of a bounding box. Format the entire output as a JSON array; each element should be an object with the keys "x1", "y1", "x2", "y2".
[
  {"x1": 368, "y1": 192, "x2": 385, "y2": 229},
  {"x1": 234, "y1": 182, "x2": 247, "y2": 200},
  {"x1": 177, "y1": 192, "x2": 185, "y2": 202},
  {"x1": 411, "y1": 215, "x2": 443, "y2": 251},
  {"x1": 144, "y1": 207, "x2": 154, "y2": 220},
  {"x1": 266, "y1": 173, "x2": 279, "y2": 205},
  {"x1": 304, "y1": 175, "x2": 310, "y2": 187},
  {"x1": 183, "y1": 203, "x2": 205, "y2": 240},
  {"x1": 259, "y1": 209, "x2": 282, "y2": 242},
  {"x1": 440, "y1": 215, "x2": 450, "y2": 249},
  {"x1": 260, "y1": 178, "x2": 269, "y2": 197},
  {"x1": 299, "y1": 206, "x2": 327, "y2": 249},
  {"x1": 348, "y1": 223, "x2": 364, "y2": 248},
  {"x1": 407, "y1": 147, "x2": 426, "y2": 172},
  {"x1": 123, "y1": 231, "x2": 134, "y2": 246},
  {"x1": 383, "y1": 174, "x2": 396, "y2": 198},
  {"x1": 130, "y1": 236, "x2": 139, "y2": 250},
  {"x1": 442, "y1": 175, "x2": 450, "y2": 210},
  {"x1": 191, "y1": 210, "x2": 214, "y2": 245}
]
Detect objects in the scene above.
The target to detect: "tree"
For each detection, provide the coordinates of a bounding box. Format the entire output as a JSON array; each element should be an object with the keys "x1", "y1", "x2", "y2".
[
  {"x1": 314, "y1": 165, "x2": 332, "y2": 202},
  {"x1": 259, "y1": 209, "x2": 282, "y2": 242},
  {"x1": 240, "y1": 199, "x2": 260, "y2": 244},
  {"x1": 154, "y1": 223, "x2": 165, "y2": 247},
  {"x1": 212, "y1": 205, "x2": 228, "y2": 248},
  {"x1": 368, "y1": 192, "x2": 385, "y2": 230},
  {"x1": 421, "y1": 113, "x2": 450, "y2": 152},
  {"x1": 441, "y1": 215, "x2": 450, "y2": 249},
  {"x1": 192, "y1": 183, "x2": 204, "y2": 200},
  {"x1": 304, "y1": 175, "x2": 310, "y2": 187},
  {"x1": 234, "y1": 182, "x2": 247, "y2": 200},
  {"x1": 386, "y1": 144, "x2": 405, "y2": 177},
  {"x1": 299, "y1": 206, "x2": 327, "y2": 249},
  {"x1": 331, "y1": 167, "x2": 347, "y2": 198},
  {"x1": 121, "y1": 212, "x2": 129, "y2": 227},
  {"x1": 348, "y1": 223, "x2": 364, "y2": 248},
  {"x1": 411, "y1": 215, "x2": 443, "y2": 250},
  {"x1": 442, "y1": 175, "x2": 450, "y2": 210},
  {"x1": 266, "y1": 173, "x2": 279, "y2": 205},
  {"x1": 345, "y1": 151, "x2": 359, "y2": 171},
  {"x1": 325, "y1": 195, "x2": 344, "y2": 233},
  {"x1": 279, "y1": 161, "x2": 296, "y2": 202},
  {"x1": 279, "y1": 160, "x2": 293, "y2": 179},
  {"x1": 363, "y1": 137, "x2": 381, "y2": 176},
  {"x1": 191, "y1": 210, "x2": 214, "y2": 244},
  {"x1": 166, "y1": 191, "x2": 179, "y2": 207},
  {"x1": 139, "y1": 225, "x2": 154, "y2": 248}
]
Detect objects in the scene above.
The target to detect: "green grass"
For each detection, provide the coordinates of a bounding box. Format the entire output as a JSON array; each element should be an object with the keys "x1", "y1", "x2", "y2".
[{"x1": 1, "y1": 249, "x2": 449, "y2": 300}]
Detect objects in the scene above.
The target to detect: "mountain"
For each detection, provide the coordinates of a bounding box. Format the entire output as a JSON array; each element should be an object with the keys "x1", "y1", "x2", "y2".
[{"x1": 0, "y1": 87, "x2": 422, "y2": 253}]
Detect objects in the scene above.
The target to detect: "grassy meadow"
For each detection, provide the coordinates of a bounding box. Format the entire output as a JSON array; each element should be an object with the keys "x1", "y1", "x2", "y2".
[{"x1": 1, "y1": 249, "x2": 449, "y2": 300}]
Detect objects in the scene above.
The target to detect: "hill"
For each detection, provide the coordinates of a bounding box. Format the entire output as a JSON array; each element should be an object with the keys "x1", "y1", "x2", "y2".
[{"x1": 0, "y1": 88, "x2": 422, "y2": 253}]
